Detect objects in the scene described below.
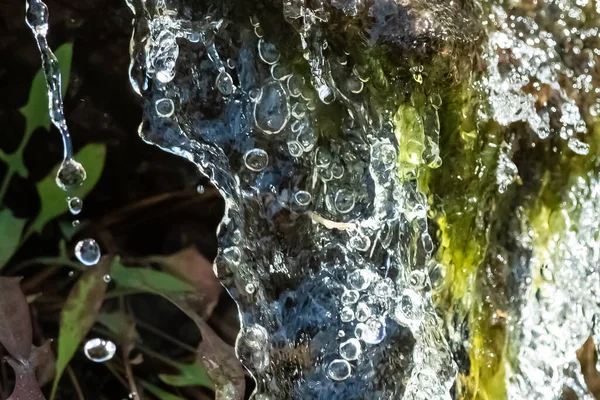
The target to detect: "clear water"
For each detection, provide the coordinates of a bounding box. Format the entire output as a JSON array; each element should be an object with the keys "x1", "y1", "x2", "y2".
[{"x1": 25, "y1": 0, "x2": 600, "y2": 398}]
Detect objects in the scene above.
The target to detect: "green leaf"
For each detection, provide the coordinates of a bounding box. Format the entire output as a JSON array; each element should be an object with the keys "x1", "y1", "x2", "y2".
[
  {"x1": 139, "y1": 380, "x2": 185, "y2": 400},
  {"x1": 0, "y1": 209, "x2": 26, "y2": 269},
  {"x1": 111, "y1": 259, "x2": 195, "y2": 295},
  {"x1": 159, "y1": 359, "x2": 213, "y2": 389},
  {"x1": 28, "y1": 143, "x2": 106, "y2": 235},
  {"x1": 51, "y1": 258, "x2": 110, "y2": 400},
  {"x1": 19, "y1": 43, "x2": 73, "y2": 139}
]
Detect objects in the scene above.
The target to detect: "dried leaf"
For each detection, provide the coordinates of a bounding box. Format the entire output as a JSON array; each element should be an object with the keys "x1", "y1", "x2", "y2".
[
  {"x1": 6, "y1": 359, "x2": 45, "y2": 400},
  {"x1": 111, "y1": 259, "x2": 196, "y2": 295},
  {"x1": 155, "y1": 248, "x2": 222, "y2": 318},
  {"x1": 159, "y1": 359, "x2": 213, "y2": 389},
  {"x1": 0, "y1": 277, "x2": 32, "y2": 362},
  {"x1": 51, "y1": 258, "x2": 111, "y2": 399},
  {"x1": 28, "y1": 143, "x2": 106, "y2": 235}
]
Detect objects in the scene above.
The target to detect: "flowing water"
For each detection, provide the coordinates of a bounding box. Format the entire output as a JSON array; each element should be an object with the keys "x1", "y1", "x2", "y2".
[{"x1": 26, "y1": 0, "x2": 600, "y2": 399}]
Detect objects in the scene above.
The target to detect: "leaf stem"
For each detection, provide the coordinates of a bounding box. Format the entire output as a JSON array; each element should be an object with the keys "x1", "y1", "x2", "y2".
[{"x1": 66, "y1": 365, "x2": 85, "y2": 400}]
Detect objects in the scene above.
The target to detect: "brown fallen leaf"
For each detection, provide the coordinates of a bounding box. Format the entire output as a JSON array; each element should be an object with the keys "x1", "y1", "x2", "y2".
[
  {"x1": 576, "y1": 336, "x2": 600, "y2": 399},
  {"x1": 0, "y1": 277, "x2": 33, "y2": 363},
  {"x1": 152, "y1": 247, "x2": 223, "y2": 319}
]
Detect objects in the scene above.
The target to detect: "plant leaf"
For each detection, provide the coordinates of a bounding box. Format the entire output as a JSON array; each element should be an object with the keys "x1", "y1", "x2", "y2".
[
  {"x1": 98, "y1": 309, "x2": 138, "y2": 355},
  {"x1": 6, "y1": 358, "x2": 46, "y2": 400},
  {"x1": 154, "y1": 247, "x2": 222, "y2": 318},
  {"x1": 0, "y1": 209, "x2": 27, "y2": 269},
  {"x1": 159, "y1": 359, "x2": 213, "y2": 388},
  {"x1": 28, "y1": 143, "x2": 106, "y2": 235},
  {"x1": 19, "y1": 43, "x2": 73, "y2": 139},
  {"x1": 139, "y1": 380, "x2": 185, "y2": 400},
  {"x1": 0, "y1": 277, "x2": 32, "y2": 362},
  {"x1": 51, "y1": 258, "x2": 111, "y2": 400},
  {"x1": 111, "y1": 259, "x2": 195, "y2": 295}
]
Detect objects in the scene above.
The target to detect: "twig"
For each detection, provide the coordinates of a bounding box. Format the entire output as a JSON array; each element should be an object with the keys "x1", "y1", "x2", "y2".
[
  {"x1": 103, "y1": 362, "x2": 131, "y2": 392},
  {"x1": 66, "y1": 365, "x2": 85, "y2": 400},
  {"x1": 21, "y1": 265, "x2": 62, "y2": 293},
  {"x1": 121, "y1": 298, "x2": 140, "y2": 400}
]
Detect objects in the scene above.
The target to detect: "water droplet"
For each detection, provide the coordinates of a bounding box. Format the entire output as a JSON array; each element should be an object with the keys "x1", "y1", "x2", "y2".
[
  {"x1": 155, "y1": 98, "x2": 174, "y2": 117},
  {"x1": 103, "y1": 274, "x2": 112, "y2": 283},
  {"x1": 25, "y1": 1, "x2": 49, "y2": 35},
  {"x1": 84, "y1": 338, "x2": 116, "y2": 363},
  {"x1": 287, "y1": 141, "x2": 303, "y2": 157},
  {"x1": 294, "y1": 190, "x2": 312, "y2": 206},
  {"x1": 287, "y1": 75, "x2": 304, "y2": 98},
  {"x1": 340, "y1": 306, "x2": 354, "y2": 322},
  {"x1": 254, "y1": 81, "x2": 290, "y2": 134},
  {"x1": 226, "y1": 58, "x2": 236, "y2": 69},
  {"x1": 347, "y1": 270, "x2": 373, "y2": 291},
  {"x1": 270, "y1": 64, "x2": 291, "y2": 81},
  {"x1": 341, "y1": 289, "x2": 360, "y2": 304},
  {"x1": 327, "y1": 359, "x2": 351, "y2": 381},
  {"x1": 317, "y1": 84, "x2": 336, "y2": 104},
  {"x1": 355, "y1": 302, "x2": 372, "y2": 322},
  {"x1": 56, "y1": 158, "x2": 86, "y2": 191},
  {"x1": 216, "y1": 71, "x2": 234, "y2": 95},
  {"x1": 429, "y1": 93, "x2": 442, "y2": 109},
  {"x1": 75, "y1": 238, "x2": 101, "y2": 266},
  {"x1": 339, "y1": 338, "x2": 361, "y2": 361},
  {"x1": 567, "y1": 137, "x2": 590, "y2": 155},
  {"x1": 245, "y1": 283, "x2": 256, "y2": 294},
  {"x1": 67, "y1": 197, "x2": 82, "y2": 215},
  {"x1": 258, "y1": 39, "x2": 280, "y2": 65},
  {"x1": 72, "y1": 220, "x2": 80, "y2": 227},
  {"x1": 244, "y1": 148, "x2": 269, "y2": 172},
  {"x1": 249, "y1": 88, "x2": 262, "y2": 102},
  {"x1": 197, "y1": 184, "x2": 205, "y2": 194},
  {"x1": 346, "y1": 77, "x2": 364, "y2": 94},
  {"x1": 334, "y1": 189, "x2": 355, "y2": 214}
]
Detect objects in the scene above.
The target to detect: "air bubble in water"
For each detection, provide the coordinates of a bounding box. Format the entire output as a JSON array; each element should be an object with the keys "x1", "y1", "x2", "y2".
[
  {"x1": 294, "y1": 190, "x2": 312, "y2": 206},
  {"x1": 340, "y1": 306, "x2": 354, "y2": 322},
  {"x1": 287, "y1": 141, "x2": 303, "y2": 157},
  {"x1": 395, "y1": 289, "x2": 423, "y2": 327},
  {"x1": 291, "y1": 103, "x2": 307, "y2": 119},
  {"x1": 339, "y1": 338, "x2": 361, "y2": 361},
  {"x1": 254, "y1": 81, "x2": 290, "y2": 134},
  {"x1": 327, "y1": 359, "x2": 351, "y2": 381},
  {"x1": 374, "y1": 281, "x2": 394, "y2": 298},
  {"x1": 75, "y1": 238, "x2": 101, "y2": 266},
  {"x1": 103, "y1": 274, "x2": 111, "y2": 283},
  {"x1": 244, "y1": 148, "x2": 269, "y2": 172},
  {"x1": 56, "y1": 158, "x2": 87, "y2": 191},
  {"x1": 216, "y1": 71, "x2": 234, "y2": 95},
  {"x1": 258, "y1": 39, "x2": 280, "y2": 65},
  {"x1": 84, "y1": 338, "x2": 116, "y2": 363},
  {"x1": 334, "y1": 189, "x2": 355, "y2": 214},
  {"x1": 409, "y1": 270, "x2": 426, "y2": 289},
  {"x1": 315, "y1": 148, "x2": 332, "y2": 168},
  {"x1": 223, "y1": 246, "x2": 242, "y2": 265},
  {"x1": 67, "y1": 197, "x2": 82, "y2": 215},
  {"x1": 348, "y1": 270, "x2": 373, "y2": 290},
  {"x1": 567, "y1": 137, "x2": 590, "y2": 155},
  {"x1": 331, "y1": 163, "x2": 344, "y2": 179},
  {"x1": 155, "y1": 98, "x2": 175, "y2": 117},
  {"x1": 357, "y1": 318, "x2": 386, "y2": 344},
  {"x1": 355, "y1": 302, "x2": 372, "y2": 322},
  {"x1": 341, "y1": 289, "x2": 360, "y2": 304},
  {"x1": 349, "y1": 235, "x2": 370, "y2": 251}
]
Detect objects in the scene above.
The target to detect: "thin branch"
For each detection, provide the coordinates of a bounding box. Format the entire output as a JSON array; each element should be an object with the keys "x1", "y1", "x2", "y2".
[
  {"x1": 135, "y1": 318, "x2": 197, "y2": 353},
  {"x1": 66, "y1": 365, "x2": 85, "y2": 400}
]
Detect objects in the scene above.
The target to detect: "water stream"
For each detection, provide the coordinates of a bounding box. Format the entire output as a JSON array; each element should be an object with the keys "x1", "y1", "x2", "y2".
[{"x1": 26, "y1": 0, "x2": 600, "y2": 398}]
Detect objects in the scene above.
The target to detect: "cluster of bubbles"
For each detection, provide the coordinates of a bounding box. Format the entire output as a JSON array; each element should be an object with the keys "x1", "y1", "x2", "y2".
[
  {"x1": 508, "y1": 175, "x2": 600, "y2": 399},
  {"x1": 125, "y1": 0, "x2": 456, "y2": 398}
]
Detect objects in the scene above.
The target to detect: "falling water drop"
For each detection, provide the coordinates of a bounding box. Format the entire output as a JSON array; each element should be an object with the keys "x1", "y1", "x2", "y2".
[
  {"x1": 25, "y1": 0, "x2": 49, "y2": 35},
  {"x1": 327, "y1": 359, "x2": 351, "y2": 381},
  {"x1": 67, "y1": 197, "x2": 82, "y2": 215},
  {"x1": 155, "y1": 98, "x2": 175, "y2": 117},
  {"x1": 56, "y1": 158, "x2": 87, "y2": 191},
  {"x1": 84, "y1": 338, "x2": 116, "y2": 363},
  {"x1": 74, "y1": 238, "x2": 101, "y2": 266},
  {"x1": 244, "y1": 148, "x2": 269, "y2": 172},
  {"x1": 103, "y1": 274, "x2": 112, "y2": 283}
]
